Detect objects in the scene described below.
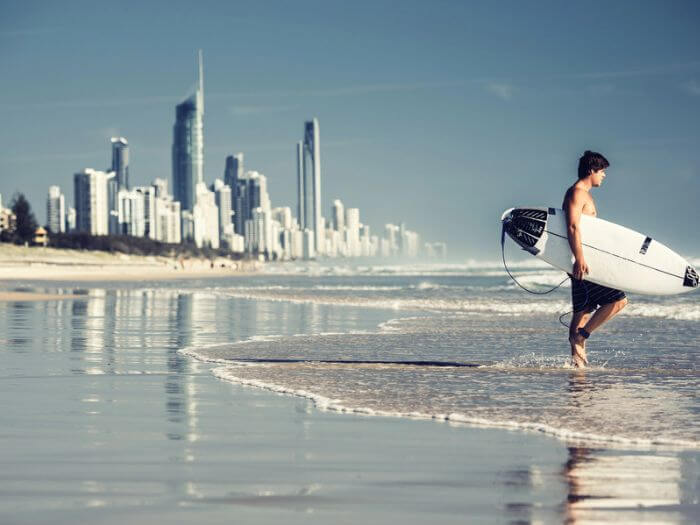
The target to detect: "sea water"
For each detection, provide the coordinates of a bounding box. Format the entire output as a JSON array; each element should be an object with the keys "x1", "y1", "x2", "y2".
[{"x1": 178, "y1": 260, "x2": 700, "y2": 449}]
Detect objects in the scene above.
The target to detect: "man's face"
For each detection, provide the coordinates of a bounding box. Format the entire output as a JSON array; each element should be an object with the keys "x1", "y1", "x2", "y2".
[{"x1": 590, "y1": 169, "x2": 606, "y2": 187}]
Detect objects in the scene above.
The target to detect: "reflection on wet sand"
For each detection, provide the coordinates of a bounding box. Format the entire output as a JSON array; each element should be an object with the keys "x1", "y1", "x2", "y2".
[
  {"x1": 565, "y1": 371, "x2": 697, "y2": 523},
  {"x1": 563, "y1": 446, "x2": 698, "y2": 523}
]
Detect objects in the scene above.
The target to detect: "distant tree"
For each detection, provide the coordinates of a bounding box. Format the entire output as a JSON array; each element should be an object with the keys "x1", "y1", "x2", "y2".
[{"x1": 10, "y1": 193, "x2": 38, "y2": 244}]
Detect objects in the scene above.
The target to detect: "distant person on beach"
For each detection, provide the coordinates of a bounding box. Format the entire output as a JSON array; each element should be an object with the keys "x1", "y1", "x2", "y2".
[{"x1": 563, "y1": 151, "x2": 628, "y2": 367}]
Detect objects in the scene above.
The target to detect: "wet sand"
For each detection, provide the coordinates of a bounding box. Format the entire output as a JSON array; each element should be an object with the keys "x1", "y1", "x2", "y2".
[
  {"x1": 0, "y1": 284, "x2": 696, "y2": 524},
  {"x1": 0, "y1": 291, "x2": 79, "y2": 301}
]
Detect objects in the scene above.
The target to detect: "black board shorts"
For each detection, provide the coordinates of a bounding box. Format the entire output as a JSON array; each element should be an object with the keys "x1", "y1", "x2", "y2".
[{"x1": 571, "y1": 278, "x2": 626, "y2": 314}]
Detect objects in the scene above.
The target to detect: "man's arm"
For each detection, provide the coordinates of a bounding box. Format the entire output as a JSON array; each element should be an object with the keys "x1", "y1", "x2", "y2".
[{"x1": 564, "y1": 189, "x2": 589, "y2": 280}]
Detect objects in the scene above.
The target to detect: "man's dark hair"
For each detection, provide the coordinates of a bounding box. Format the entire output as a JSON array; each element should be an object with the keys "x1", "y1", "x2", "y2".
[{"x1": 578, "y1": 150, "x2": 609, "y2": 179}]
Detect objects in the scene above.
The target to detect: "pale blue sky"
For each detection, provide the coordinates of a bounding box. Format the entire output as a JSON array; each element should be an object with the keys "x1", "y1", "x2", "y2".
[{"x1": 1, "y1": 0, "x2": 699, "y2": 258}]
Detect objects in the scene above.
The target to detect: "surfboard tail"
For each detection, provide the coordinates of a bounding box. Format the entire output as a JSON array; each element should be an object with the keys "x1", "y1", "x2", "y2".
[
  {"x1": 684, "y1": 266, "x2": 699, "y2": 288},
  {"x1": 501, "y1": 208, "x2": 547, "y2": 255}
]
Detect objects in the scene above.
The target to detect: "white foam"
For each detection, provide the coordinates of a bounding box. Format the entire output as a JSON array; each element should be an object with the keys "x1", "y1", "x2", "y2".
[
  {"x1": 209, "y1": 364, "x2": 699, "y2": 451},
  {"x1": 261, "y1": 260, "x2": 551, "y2": 277},
  {"x1": 312, "y1": 285, "x2": 403, "y2": 291}
]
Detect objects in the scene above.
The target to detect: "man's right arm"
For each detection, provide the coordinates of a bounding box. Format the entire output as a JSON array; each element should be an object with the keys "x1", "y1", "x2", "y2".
[{"x1": 564, "y1": 189, "x2": 588, "y2": 280}]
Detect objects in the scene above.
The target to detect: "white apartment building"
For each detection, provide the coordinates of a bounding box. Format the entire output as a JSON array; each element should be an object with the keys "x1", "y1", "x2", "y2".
[
  {"x1": 47, "y1": 185, "x2": 66, "y2": 233},
  {"x1": 345, "y1": 208, "x2": 360, "y2": 257},
  {"x1": 74, "y1": 168, "x2": 110, "y2": 235},
  {"x1": 192, "y1": 181, "x2": 219, "y2": 249}
]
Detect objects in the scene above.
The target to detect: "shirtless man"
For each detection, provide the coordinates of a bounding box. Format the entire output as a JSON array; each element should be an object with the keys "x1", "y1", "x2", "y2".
[{"x1": 564, "y1": 151, "x2": 628, "y2": 367}]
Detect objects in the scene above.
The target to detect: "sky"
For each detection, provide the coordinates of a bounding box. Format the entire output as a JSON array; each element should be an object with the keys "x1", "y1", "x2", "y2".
[{"x1": 1, "y1": 0, "x2": 699, "y2": 260}]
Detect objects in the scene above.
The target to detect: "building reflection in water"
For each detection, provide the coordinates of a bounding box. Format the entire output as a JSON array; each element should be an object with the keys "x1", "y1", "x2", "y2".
[{"x1": 564, "y1": 372, "x2": 695, "y2": 524}]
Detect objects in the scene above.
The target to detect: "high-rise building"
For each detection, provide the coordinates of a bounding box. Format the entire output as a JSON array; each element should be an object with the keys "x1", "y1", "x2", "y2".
[
  {"x1": 245, "y1": 171, "x2": 270, "y2": 219},
  {"x1": 47, "y1": 185, "x2": 66, "y2": 234},
  {"x1": 332, "y1": 199, "x2": 344, "y2": 232},
  {"x1": 106, "y1": 171, "x2": 119, "y2": 234},
  {"x1": 135, "y1": 186, "x2": 156, "y2": 239},
  {"x1": 224, "y1": 153, "x2": 247, "y2": 235},
  {"x1": 345, "y1": 208, "x2": 360, "y2": 257},
  {"x1": 117, "y1": 188, "x2": 146, "y2": 237},
  {"x1": 66, "y1": 207, "x2": 76, "y2": 232},
  {"x1": 212, "y1": 178, "x2": 233, "y2": 241},
  {"x1": 302, "y1": 118, "x2": 322, "y2": 254},
  {"x1": 296, "y1": 141, "x2": 304, "y2": 229},
  {"x1": 172, "y1": 50, "x2": 204, "y2": 212},
  {"x1": 385, "y1": 223, "x2": 399, "y2": 256},
  {"x1": 111, "y1": 137, "x2": 129, "y2": 190},
  {"x1": 192, "y1": 181, "x2": 219, "y2": 249},
  {"x1": 224, "y1": 153, "x2": 243, "y2": 188},
  {"x1": 152, "y1": 178, "x2": 168, "y2": 198},
  {"x1": 153, "y1": 196, "x2": 181, "y2": 244},
  {"x1": 242, "y1": 172, "x2": 273, "y2": 255},
  {"x1": 74, "y1": 168, "x2": 109, "y2": 235},
  {"x1": 360, "y1": 225, "x2": 372, "y2": 257}
]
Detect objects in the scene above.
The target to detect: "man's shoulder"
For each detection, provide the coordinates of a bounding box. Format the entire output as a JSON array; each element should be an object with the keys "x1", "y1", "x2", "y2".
[{"x1": 564, "y1": 185, "x2": 589, "y2": 202}]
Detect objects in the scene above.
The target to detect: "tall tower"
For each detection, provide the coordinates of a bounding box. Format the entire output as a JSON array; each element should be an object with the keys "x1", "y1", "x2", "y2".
[
  {"x1": 111, "y1": 137, "x2": 129, "y2": 190},
  {"x1": 296, "y1": 141, "x2": 304, "y2": 229},
  {"x1": 225, "y1": 153, "x2": 247, "y2": 235},
  {"x1": 332, "y1": 199, "x2": 344, "y2": 232},
  {"x1": 224, "y1": 153, "x2": 243, "y2": 189},
  {"x1": 172, "y1": 50, "x2": 205, "y2": 212},
  {"x1": 74, "y1": 169, "x2": 109, "y2": 236},
  {"x1": 47, "y1": 185, "x2": 66, "y2": 234},
  {"x1": 302, "y1": 118, "x2": 322, "y2": 254}
]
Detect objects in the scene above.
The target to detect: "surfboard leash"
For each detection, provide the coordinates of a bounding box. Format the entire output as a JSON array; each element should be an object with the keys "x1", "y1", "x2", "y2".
[{"x1": 500, "y1": 222, "x2": 588, "y2": 329}]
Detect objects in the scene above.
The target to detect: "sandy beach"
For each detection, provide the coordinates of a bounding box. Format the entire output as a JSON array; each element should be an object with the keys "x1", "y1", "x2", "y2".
[{"x1": 0, "y1": 244, "x2": 262, "y2": 282}]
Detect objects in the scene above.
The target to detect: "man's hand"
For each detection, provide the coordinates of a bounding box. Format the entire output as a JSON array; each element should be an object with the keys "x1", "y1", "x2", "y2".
[{"x1": 572, "y1": 259, "x2": 589, "y2": 281}]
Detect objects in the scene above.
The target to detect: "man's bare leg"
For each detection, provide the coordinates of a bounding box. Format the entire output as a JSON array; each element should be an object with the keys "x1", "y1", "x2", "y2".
[
  {"x1": 569, "y1": 311, "x2": 590, "y2": 368},
  {"x1": 571, "y1": 298, "x2": 628, "y2": 366}
]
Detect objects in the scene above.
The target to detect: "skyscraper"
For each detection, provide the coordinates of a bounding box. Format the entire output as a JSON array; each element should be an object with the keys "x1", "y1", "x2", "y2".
[
  {"x1": 302, "y1": 118, "x2": 322, "y2": 254},
  {"x1": 172, "y1": 50, "x2": 204, "y2": 212},
  {"x1": 224, "y1": 153, "x2": 243, "y2": 189},
  {"x1": 224, "y1": 153, "x2": 246, "y2": 235},
  {"x1": 74, "y1": 169, "x2": 109, "y2": 235},
  {"x1": 111, "y1": 137, "x2": 129, "y2": 190},
  {"x1": 213, "y1": 178, "x2": 233, "y2": 240},
  {"x1": 332, "y1": 199, "x2": 344, "y2": 232},
  {"x1": 106, "y1": 171, "x2": 119, "y2": 234},
  {"x1": 47, "y1": 185, "x2": 66, "y2": 234},
  {"x1": 296, "y1": 141, "x2": 304, "y2": 228},
  {"x1": 345, "y1": 208, "x2": 360, "y2": 257},
  {"x1": 192, "y1": 181, "x2": 219, "y2": 249}
]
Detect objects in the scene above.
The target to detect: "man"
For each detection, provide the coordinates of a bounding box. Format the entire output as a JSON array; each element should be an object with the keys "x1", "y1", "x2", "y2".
[{"x1": 564, "y1": 150, "x2": 628, "y2": 368}]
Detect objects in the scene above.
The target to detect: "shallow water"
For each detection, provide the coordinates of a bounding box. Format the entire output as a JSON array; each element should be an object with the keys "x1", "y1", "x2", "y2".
[{"x1": 177, "y1": 264, "x2": 700, "y2": 448}]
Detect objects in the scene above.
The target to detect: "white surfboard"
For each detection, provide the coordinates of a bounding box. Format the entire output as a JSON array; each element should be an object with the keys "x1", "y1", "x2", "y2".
[{"x1": 501, "y1": 207, "x2": 698, "y2": 295}]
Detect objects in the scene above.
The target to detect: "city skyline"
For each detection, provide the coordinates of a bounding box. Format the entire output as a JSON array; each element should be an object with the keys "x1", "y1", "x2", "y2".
[
  {"x1": 1, "y1": 48, "x2": 438, "y2": 261},
  {"x1": 1, "y1": 2, "x2": 699, "y2": 259}
]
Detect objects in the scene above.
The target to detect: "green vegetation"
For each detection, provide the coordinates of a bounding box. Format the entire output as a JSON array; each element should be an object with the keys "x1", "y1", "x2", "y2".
[
  {"x1": 1, "y1": 193, "x2": 38, "y2": 244},
  {"x1": 46, "y1": 232, "x2": 243, "y2": 259}
]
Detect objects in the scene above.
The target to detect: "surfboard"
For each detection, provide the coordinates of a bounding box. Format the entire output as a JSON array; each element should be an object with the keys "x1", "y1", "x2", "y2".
[{"x1": 501, "y1": 207, "x2": 698, "y2": 295}]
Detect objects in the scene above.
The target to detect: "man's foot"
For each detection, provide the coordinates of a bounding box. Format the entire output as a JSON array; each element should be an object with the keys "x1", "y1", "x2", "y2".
[{"x1": 569, "y1": 333, "x2": 588, "y2": 368}]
